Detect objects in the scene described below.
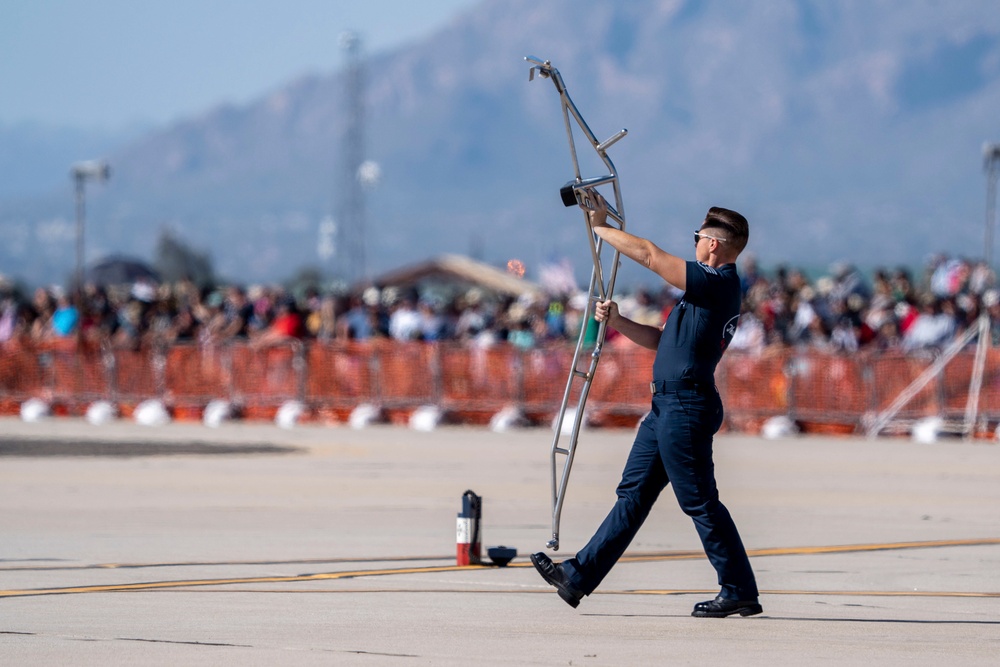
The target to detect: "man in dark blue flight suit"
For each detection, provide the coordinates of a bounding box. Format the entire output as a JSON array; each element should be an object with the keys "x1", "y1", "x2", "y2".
[{"x1": 532, "y1": 191, "x2": 761, "y2": 618}]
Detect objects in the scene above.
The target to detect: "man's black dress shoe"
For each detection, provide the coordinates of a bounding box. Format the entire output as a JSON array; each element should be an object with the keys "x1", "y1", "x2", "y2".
[
  {"x1": 692, "y1": 595, "x2": 763, "y2": 618},
  {"x1": 530, "y1": 552, "x2": 584, "y2": 608}
]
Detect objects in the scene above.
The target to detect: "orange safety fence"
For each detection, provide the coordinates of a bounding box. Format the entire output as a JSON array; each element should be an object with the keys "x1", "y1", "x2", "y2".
[
  {"x1": 5, "y1": 339, "x2": 1000, "y2": 433},
  {"x1": 584, "y1": 344, "x2": 655, "y2": 427},
  {"x1": 112, "y1": 348, "x2": 160, "y2": 402},
  {"x1": 941, "y1": 353, "x2": 976, "y2": 415},
  {"x1": 304, "y1": 342, "x2": 375, "y2": 408},
  {"x1": 977, "y1": 350, "x2": 1000, "y2": 421},
  {"x1": 45, "y1": 340, "x2": 109, "y2": 404},
  {"x1": 588, "y1": 344, "x2": 656, "y2": 412},
  {"x1": 439, "y1": 344, "x2": 521, "y2": 417},
  {"x1": 785, "y1": 351, "x2": 868, "y2": 432},
  {"x1": 717, "y1": 351, "x2": 789, "y2": 432},
  {"x1": 937, "y1": 351, "x2": 1000, "y2": 419},
  {"x1": 867, "y1": 352, "x2": 938, "y2": 420},
  {"x1": 520, "y1": 345, "x2": 578, "y2": 418},
  {"x1": 229, "y1": 343, "x2": 302, "y2": 417},
  {"x1": 0, "y1": 342, "x2": 45, "y2": 413},
  {"x1": 376, "y1": 342, "x2": 437, "y2": 417},
  {"x1": 164, "y1": 344, "x2": 232, "y2": 404}
]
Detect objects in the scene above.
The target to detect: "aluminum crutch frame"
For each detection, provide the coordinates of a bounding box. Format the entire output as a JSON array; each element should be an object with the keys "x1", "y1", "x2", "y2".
[{"x1": 525, "y1": 56, "x2": 629, "y2": 551}]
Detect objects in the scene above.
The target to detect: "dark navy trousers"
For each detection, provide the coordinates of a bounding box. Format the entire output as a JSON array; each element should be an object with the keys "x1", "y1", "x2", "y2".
[{"x1": 561, "y1": 387, "x2": 759, "y2": 601}]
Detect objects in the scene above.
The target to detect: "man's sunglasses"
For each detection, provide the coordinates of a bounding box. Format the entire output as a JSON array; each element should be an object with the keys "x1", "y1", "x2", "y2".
[{"x1": 694, "y1": 230, "x2": 727, "y2": 245}]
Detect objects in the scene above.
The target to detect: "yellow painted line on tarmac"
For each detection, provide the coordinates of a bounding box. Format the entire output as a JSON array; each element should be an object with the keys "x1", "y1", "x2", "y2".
[
  {"x1": 630, "y1": 589, "x2": 1000, "y2": 598},
  {"x1": 618, "y1": 537, "x2": 1000, "y2": 564},
  {"x1": 145, "y1": 587, "x2": 1000, "y2": 599},
  {"x1": 7, "y1": 538, "x2": 997, "y2": 575},
  {"x1": 0, "y1": 564, "x2": 477, "y2": 599},
  {"x1": 0, "y1": 554, "x2": 451, "y2": 573},
  {"x1": 1, "y1": 537, "x2": 998, "y2": 599},
  {"x1": 747, "y1": 537, "x2": 1000, "y2": 558}
]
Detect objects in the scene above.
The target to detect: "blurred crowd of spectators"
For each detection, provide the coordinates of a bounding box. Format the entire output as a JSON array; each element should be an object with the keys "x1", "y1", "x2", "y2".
[
  {"x1": 1, "y1": 253, "x2": 998, "y2": 355},
  {"x1": 729, "y1": 254, "x2": 998, "y2": 354}
]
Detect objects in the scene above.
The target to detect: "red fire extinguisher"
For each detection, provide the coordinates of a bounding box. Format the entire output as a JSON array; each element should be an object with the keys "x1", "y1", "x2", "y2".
[{"x1": 456, "y1": 490, "x2": 482, "y2": 566}]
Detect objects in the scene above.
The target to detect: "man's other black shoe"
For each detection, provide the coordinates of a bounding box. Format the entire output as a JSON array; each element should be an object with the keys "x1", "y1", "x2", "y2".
[
  {"x1": 530, "y1": 552, "x2": 584, "y2": 608},
  {"x1": 692, "y1": 595, "x2": 763, "y2": 618}
]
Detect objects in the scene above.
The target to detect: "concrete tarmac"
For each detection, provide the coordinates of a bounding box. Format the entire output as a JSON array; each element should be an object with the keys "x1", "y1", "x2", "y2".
[{"x1": 1, "y1": 417, "x2": 999, "y2": 665}]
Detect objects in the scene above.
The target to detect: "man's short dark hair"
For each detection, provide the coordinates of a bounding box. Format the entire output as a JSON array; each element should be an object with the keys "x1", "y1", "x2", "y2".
[{"x1": 703, "y1": 207, "x2": 749, "y2": 254}]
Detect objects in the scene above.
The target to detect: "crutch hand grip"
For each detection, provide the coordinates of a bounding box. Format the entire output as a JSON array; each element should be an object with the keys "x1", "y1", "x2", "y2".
[
  {"x1": 559, "y1": 182, "x2": 579, "y2": 207},
  {"x1": 559, "y1": 175, "x2": 616, "y2": 208}
]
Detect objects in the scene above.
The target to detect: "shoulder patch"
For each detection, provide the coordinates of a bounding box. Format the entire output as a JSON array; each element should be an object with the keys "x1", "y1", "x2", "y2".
[{"x1": 696, "y1": 261, "x2": 719, "y2": 275}]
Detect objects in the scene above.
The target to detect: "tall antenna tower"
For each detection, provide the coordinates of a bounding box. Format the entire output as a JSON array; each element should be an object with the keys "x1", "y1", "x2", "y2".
[{"x1": 338, "y1": 30, "x2": 367, "y2": 282}]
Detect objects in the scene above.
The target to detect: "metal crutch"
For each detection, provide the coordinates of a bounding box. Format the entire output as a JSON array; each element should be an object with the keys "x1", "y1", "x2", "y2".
[{"x1": 524, "y1": 56, "x2": 629, "y2": 551}]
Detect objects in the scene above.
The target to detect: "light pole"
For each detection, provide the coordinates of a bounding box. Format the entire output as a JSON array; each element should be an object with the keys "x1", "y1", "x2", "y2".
[
  {"x1": 338, "y1": 30, "x2": 367, "y2": 283},
  {"x1": 962, "y1": 143, "x2": 1000, "y2": 438},
  {"x1": 984, "y1": 143, "x2": 1000, "y2": 267},
  {"x1": 71, "y1": 160, "x2": 111, "y2": 303}
]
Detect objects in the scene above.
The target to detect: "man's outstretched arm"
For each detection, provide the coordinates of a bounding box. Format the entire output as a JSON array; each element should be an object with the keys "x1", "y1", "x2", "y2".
[{"x1": 586, "y1": 191, "x2": 687, "y2": 291}]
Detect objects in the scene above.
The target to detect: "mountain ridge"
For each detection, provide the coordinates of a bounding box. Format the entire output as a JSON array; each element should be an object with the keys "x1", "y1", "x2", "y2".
[{"x1": 2, "y1": 0, "x2": 1000, "y2": 288}]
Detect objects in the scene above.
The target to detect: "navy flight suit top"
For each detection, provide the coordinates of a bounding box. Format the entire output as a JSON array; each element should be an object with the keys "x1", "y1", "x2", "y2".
[{"x1": 652, "y1": 260, "x2": 741, "y2": 385}]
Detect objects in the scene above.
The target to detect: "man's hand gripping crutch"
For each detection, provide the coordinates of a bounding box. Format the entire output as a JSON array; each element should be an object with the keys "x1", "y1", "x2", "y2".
[
  {"x1": 524, "y1": 56, "x2": 630, "y2": 551},
  {"x1": 585, "y1": 193, "x2": 625, "y2": 338}
]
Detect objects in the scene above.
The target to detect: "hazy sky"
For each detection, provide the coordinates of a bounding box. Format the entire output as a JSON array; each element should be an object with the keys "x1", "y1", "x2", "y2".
[{"x1": 0, "y1": 0, "x2": 481, "y2": 129}]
